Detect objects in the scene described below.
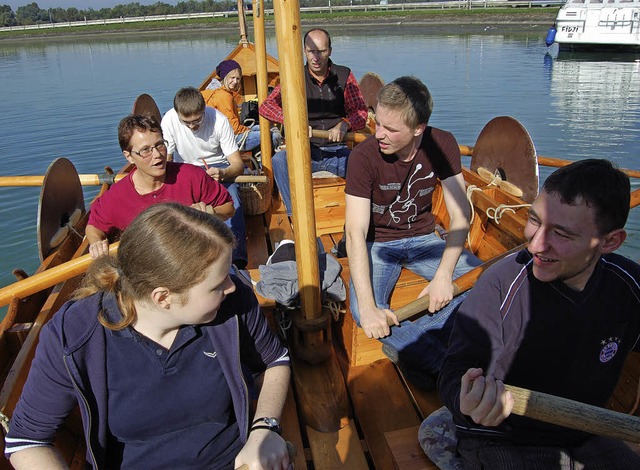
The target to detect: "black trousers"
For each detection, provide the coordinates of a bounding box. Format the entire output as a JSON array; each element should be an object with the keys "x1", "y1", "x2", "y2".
[{"x1": 457, "y1": 435, "x2": 640, "y2": 470}]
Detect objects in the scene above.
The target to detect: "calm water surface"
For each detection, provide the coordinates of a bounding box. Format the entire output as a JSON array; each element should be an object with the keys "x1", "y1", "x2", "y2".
[{"x1": 1, "y1": 26, "x2": 640, "y2": 293}]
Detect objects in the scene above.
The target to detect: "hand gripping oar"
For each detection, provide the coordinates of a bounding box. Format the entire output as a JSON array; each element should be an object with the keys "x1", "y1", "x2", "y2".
[
  {"x1": 0, "y1": 173, "x2": 267, "y2": 187},
  {"x1": 390, "y1": 243, "x2": 526, "y2": 325},
  {"x1": 0, "y1": 243, "x2": 119, "y2": 308},
  {"x1": 310, "y1": 129, "x2": 369, "y2": 144}
]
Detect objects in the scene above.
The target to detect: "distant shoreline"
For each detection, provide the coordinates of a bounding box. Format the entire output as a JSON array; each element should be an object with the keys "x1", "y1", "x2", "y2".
[{"x1": 0, "y1": 9, "x2": 558, "y2": 42}]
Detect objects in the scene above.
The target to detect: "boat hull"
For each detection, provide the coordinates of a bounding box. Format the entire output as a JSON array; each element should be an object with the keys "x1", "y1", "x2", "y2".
[{"x1": 553, "y1": 0, "x2": 640, "y2": 52}]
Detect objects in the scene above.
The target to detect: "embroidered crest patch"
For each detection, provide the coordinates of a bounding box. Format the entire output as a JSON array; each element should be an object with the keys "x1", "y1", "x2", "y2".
[{"x1": 599, "y1": 338, "x2": 620, "y2": 363}]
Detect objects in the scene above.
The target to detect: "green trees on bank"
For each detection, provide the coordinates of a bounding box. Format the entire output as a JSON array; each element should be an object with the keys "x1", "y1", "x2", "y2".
[{"x1": 2, "y1": 0, "x2": 397, "y2": 27}]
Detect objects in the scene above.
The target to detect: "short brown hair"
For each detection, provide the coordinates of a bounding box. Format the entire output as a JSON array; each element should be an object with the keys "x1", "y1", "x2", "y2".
[
  {"x1": 118, "y1": 114, "x2": 162, "y2": 151},
  {"x1": 173, "y1": 86, "x2": 206, "y2": 117},
  {"x1": 74, "y1": 203, "x2": 235, "y2": 330},
  {"x1": 377, "y1": 76, "x2": 433, "y2": 129}
]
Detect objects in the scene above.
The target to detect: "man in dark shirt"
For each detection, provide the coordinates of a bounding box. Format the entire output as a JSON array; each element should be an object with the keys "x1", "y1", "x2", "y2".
[
  {"x1": 345, "y1": 76, "x2": 481, "y2": 390},
  {"x1": 439, "y1": 159, "x2": 640, "y2": 468},
  {"x1": 259, "y1": 28, "x2": 368, "y2": 215}
]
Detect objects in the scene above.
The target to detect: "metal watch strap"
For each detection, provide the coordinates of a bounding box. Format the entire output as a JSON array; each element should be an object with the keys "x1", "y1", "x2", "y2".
[
  {"x1": 250, "y1": 424, "x2": 282, "y2": 435},
  {"x1": 251, "y1": 417, "x2": 282, "y2": 435}
]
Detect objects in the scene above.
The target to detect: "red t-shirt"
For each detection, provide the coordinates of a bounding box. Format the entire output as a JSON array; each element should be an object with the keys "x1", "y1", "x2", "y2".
[
  {"x1": 345, "y1": 127, "x2": 461, "y2": 242},
  {"x1": 88, "y1": 161, "x2": 232, "y2": 237}
]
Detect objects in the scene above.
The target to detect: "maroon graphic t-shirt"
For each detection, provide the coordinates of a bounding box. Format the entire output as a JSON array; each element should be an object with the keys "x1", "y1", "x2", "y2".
[{"x1": 345, "y1": 127, "x2": 462, "y2": 242}]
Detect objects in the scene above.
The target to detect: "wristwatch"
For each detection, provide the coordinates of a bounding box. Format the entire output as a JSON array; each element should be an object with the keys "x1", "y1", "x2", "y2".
[{"x1": 251, "y1": 417, "x2": 282, "y2": 435}]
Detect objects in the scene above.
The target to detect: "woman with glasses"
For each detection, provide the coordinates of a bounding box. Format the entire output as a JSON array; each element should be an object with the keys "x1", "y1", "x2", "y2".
[
  {"x1": 202, "y1": 59, "x2": 282, "y2": 153},
  {"x1": 85, "y1": 114, "x2": 234, "y2": 259}
]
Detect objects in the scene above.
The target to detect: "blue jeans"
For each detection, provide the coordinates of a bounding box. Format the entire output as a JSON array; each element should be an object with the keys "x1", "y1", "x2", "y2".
[
  {"x1": 349, "y1": 233, "x2": 482, "y2": 374},
  {"x1": 236, "y1": 125, "x2": 282, "y2": 152},
  {"x1": 272, "y1": 144, "x2": 350, "y2": 215},
  {"x1": 210, "y1": 163, "x2": 247, "y2": 267}
]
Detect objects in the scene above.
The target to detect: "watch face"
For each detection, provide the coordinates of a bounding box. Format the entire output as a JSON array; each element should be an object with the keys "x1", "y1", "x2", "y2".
[{"x1": 264, "y1": 417, "x2": 278, "y2": 426}]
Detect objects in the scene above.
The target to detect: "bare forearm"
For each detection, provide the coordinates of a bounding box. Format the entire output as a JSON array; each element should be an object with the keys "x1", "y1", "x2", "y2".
[
  {"x1": 10, "y1": 446, "x2": 68, "y2": 469},
  {"x1": 346, "y1": 230, "x2": 376, "y2": 310},
  {"x1": 253, "y1": 365, "x2": 290, "y2": 421},
  {"x1": 435, "y1": 220, "x2": 468, "y2": 281},
  {"x1": 437, "y1": 173, "x2": 472, "y2": 281},
  {"x1": 85, "y1": 224, "x2": 106, "y2": 245},
  {"x1": 224, "y1": 153, "x2": 245, "y2": 180},
  {"x1": 213, "y1": 201, "x2": 235, "y2": 221}
]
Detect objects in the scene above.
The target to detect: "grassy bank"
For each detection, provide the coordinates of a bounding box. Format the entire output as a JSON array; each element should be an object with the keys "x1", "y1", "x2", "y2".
[{"x1": 0, "y1": 7, "x2": 558, "y2": 40}]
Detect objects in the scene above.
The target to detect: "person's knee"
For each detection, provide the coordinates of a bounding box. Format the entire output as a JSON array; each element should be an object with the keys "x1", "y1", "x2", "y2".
[{"x1": 272, "y1": 150, "x2": 287, "y2": 165}]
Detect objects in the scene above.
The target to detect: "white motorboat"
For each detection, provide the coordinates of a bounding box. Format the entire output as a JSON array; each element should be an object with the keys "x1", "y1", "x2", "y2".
[{"x1": 546, "y1": 0, "x2": 640, "y2": 52}]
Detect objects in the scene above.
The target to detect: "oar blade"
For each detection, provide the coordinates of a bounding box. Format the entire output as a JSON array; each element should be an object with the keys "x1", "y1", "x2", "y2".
[
  {"x1": 37, "y1": 158, "x2": 85, "y2": 261},
  {"x1": 133, "y1": 93, "x2": 162, "y2": 122},
  {"x1": 471, "y1": 116, "x2": 539, "y2": 204}
]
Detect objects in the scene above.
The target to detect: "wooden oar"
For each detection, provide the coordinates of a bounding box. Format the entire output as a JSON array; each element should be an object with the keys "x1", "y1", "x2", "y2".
[
  {"x1": 0, "y1": 173, "x2": 267, "y2": 187},
  {"x1": 0, "y1": 173, "x2": 125, "y2": 187},
  {"x1": 311, "y1": 129, "x2": 369, "y2": 144},
  {"x1": 0, "y1": 243, "x2": 119, "y2": 308},
  {"x1": 537, "y1": 156, "x2": 640, "y2": 179},
  {"x1": 391, "y1": 243, "x2": 526, "y2": 324},
  {"x1": 459, "y1": 146, "x2": 640, "y2": 179},
  {"x1": 505, "y1": 384, "x2": 640, "y2": 444}
]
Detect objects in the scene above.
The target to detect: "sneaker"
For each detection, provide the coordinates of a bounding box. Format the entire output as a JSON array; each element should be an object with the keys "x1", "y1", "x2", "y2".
[
  {"x1": 382, "y1": 344, "x2": 436, "y2": 392},
  {"x1": 267, "y1": 239, "x2": 296, "y2": 264}
]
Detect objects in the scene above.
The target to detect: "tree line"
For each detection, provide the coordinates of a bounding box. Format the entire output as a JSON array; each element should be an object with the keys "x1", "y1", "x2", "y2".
[{"x1": 1, "y1": 0, "x2": 402, "y2": 27}]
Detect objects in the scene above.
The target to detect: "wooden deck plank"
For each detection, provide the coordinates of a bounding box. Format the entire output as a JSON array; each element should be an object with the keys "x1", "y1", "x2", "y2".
[
  {"x1": 306, "y1": 420, "x2": 369, "y2": 470},
  {"x1": 347, "y1": 359, "x2": 423, "y2": 469},
  {"x1": 245, "y1": 214, "x2": 269, "y2": 269},
  {"x1": 267, "y1": 208, "x2": 294, "y2": 250},
  {"x1": 403, "y1": 382, "x2": 443, "y2": 422},
  {"x1": 246, "y1": 269, "x2": 276, "y2": 309},
  {"x1": 384, "y1": 426, "x2": 437, "y2": 470},
  {"x1": 281, "y1": 386, "x2": 309, "y2": 470}
]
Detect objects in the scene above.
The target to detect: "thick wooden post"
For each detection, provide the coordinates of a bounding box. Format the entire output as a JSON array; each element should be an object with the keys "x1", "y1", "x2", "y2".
[
  {"x1": 236, "y1": 0, "x2": 249, "y2": 45},
  {"x1": 252, "y1": 0, "x2": 273, "y2": 172},
  {"x1": 272, "y1": 0, "x2": 327, "y2": 363}
]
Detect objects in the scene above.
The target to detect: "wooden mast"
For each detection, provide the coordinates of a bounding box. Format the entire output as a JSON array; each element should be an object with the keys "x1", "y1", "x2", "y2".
[
  {"x1": 236, "y1": 0, "x2": 249, "y2": 46},
  {"x1": 269, "y1": 6, "x2": 360, "y2": 462},
  {"x1": 252, "y1": 0, "x2": 273, "y2": 172},
  {"x1": 272, "y1": 0, "x2": 328, "y2": 363}
]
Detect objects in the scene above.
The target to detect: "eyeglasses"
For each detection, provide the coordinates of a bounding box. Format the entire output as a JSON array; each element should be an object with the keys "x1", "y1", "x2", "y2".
[
  {"x1": 179, "y1": 114, "x2": 205, "y2": 127},
  {"x1": 130, "y1": 141, "x2": 168, "y2": 159}
]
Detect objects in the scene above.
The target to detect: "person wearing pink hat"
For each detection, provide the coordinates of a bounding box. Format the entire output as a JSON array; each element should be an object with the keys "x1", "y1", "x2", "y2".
[{"x1": 202, "y1": 59, "x2": 281, "y2": 153}]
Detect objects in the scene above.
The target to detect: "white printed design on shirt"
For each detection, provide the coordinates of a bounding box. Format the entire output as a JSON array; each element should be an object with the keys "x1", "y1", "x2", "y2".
[{"x1": 387, "y1": 163, "x2": 434, "y2": 228}]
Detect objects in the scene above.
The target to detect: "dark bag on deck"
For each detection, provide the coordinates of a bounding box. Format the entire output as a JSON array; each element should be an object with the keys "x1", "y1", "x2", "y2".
[{"x1": 240, "y1": 100, "x2": 259, "y2": 125}]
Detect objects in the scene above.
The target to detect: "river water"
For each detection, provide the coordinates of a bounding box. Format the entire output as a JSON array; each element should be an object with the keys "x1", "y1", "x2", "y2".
[{"x1": 1, "y1": 25, "x2": 640, "y2": 294}]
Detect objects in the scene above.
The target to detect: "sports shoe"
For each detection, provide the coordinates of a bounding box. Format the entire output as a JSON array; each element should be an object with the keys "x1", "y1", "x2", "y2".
[{"x1": 382, "y1": 344, "x2": 436, "y2": 392}]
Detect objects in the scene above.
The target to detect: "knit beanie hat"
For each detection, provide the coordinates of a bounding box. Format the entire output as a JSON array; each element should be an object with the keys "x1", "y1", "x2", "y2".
[{"x1": 216, "y1": 60, "x2": 241, "y2": 80}]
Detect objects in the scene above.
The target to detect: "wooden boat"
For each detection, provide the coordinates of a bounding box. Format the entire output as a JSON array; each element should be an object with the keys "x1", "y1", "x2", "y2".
[{"x1": 0, "y1": 2, "x2": 639, "y2": 470}]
